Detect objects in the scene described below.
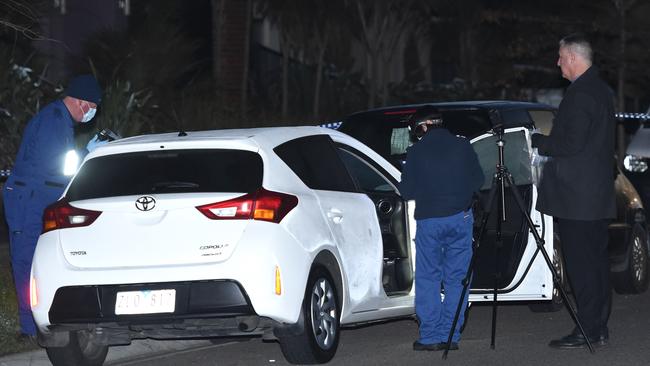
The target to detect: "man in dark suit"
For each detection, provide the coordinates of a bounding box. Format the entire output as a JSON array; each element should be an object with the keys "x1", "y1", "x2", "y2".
[{"x1": 532, "y1": 33, "x2": 615, "y2": 348}]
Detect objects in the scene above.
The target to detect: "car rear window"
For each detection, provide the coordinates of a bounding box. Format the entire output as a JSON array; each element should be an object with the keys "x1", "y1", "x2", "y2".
[{"x1": 66, "y1": 149, "x2": 263, "y2": 200}]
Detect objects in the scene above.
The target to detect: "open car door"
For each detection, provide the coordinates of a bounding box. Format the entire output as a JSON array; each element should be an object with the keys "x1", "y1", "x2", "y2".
[{"x1": 467, "y1": 127, "x2": 554, "y2": 302}]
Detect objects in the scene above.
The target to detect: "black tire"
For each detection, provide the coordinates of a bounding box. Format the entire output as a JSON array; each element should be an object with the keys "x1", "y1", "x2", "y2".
[
  {"x1": 278, "y1": 267, "x2": 340, "y2": 364},
  {"x1": 612, "y1": 223, "x2": 649, "y2": 294},
  {"x1": 45, "y1": 330, "x2": 108, "y2": 366},
  {"x1": 529, "y1": 232, "x2": 567, "y2": 312}
]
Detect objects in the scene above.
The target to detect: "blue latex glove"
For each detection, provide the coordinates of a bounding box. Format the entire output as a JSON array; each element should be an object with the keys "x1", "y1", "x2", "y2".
[{"x1": 86, "y1": 134, "x2": 108, "y2": 152}]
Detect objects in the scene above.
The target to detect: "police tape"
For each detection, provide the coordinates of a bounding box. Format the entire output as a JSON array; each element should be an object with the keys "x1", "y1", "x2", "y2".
[
  {"x1": 616, "y1": 112, "x2": 650, "y2": 120},
  {"x1": 320, "y1": 121, "x2": 343, "y2": 130}
]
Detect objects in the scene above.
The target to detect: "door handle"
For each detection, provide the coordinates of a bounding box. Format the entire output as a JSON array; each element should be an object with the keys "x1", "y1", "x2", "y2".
[{"x1": 327, "y1": 209, "x2": 344, "y2": 224}]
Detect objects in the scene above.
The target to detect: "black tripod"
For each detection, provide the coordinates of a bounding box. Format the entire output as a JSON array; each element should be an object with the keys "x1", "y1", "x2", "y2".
[{"x1": 441, "y1": 124, "x2": 594, "y2": 359}]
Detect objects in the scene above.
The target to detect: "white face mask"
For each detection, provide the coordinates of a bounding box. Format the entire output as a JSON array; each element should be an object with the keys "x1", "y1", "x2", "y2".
[{"x1": 79, "y1": 102, "x2": 97, "y2": 123}]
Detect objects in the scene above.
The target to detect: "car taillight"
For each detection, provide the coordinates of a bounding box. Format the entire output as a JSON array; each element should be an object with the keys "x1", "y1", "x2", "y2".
[
  {"x1": 42, "y1": 199, "x2": 102, "y2": 233},
  {"x1": 196, "y1": 188, "x2": 298, "y2": 223},
  {"x1": 30, "y1": 275, "x2": 38, "y2": 308}
]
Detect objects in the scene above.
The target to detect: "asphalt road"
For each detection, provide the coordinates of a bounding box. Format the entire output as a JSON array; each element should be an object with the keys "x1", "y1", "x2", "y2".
[{"x1": 108, "y1": 289, "x2": 650, "y2": 366}]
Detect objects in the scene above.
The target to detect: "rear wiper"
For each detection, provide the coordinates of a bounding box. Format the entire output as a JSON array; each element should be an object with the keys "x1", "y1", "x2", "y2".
[{"x1": 152, "y1": 181, "x2": 200, "y2": 190}]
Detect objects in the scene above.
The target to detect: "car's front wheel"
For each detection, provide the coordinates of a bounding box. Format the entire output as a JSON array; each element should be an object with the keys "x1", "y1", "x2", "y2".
[
  {"x1": 45, "y1": 330, "x2": 108, "y2": 366},
  {"x1": 612, "y1": 223, "x2": 649, "y2": 294},
  {"x1": 278, "y1": 266, "x2": 340, "y2": 364}
]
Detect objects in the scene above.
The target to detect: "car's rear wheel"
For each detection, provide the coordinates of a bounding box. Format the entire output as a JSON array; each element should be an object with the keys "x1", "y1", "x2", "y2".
[
  {"x1": 278, "y1": 266, "x2": 340, "y2": 364},
  {"x1": 45, "y1": 330, "x2": 108, "y2": 366},
  {"x1": 612, "y1": 223, "x2": 649, "y2": 294},
  {"x1": 529, "y1": 232, "x2": 567, "y2": 312}
]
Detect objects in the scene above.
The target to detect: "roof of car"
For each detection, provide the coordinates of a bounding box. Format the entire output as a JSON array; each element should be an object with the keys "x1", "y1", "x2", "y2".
[
  {"x1": 346, "y1": 100, "x2": 555, "y2": 119},
  {"x1": 341, "y1": 100, "x2": 556, "y2": 135},
  {"x1": 106, "y1": 126, "x2": 341, "y2": 146},
  {"x1": 89, "y1": 126, "x2": 352, "y2": 157}
]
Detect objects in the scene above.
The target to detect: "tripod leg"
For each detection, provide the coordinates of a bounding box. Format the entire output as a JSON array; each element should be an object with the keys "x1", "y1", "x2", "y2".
[
  {"x1": 502, "y1": 171, "x2": 595, "y2": 354},
  {"x1": 491, "y1": 183, "x2": 504, "y2": 350},
  {"x1": 443, "y1": 175, "x2": 499, "y2": 360}
]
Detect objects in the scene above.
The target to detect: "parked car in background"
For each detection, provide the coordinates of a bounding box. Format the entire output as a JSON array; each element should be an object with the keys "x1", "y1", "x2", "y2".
[
  {"x1": 621, "y1": 112, "x2": 650, "y2": 211},
  {"x1": 338, "y1": 101, "x2": 649, "y2": 311}
]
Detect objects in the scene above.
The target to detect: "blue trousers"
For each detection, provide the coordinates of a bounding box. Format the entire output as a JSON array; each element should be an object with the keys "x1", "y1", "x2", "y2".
[
  {"x1": 415, "y1": 210, "x2": 473, "y2": 344},
  {"x1": 3, "y1": 178, "x2": 61, "y2": 336}
]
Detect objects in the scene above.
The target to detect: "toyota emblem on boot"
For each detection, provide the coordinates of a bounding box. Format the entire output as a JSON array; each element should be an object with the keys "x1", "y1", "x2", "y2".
[{"x1": 135, "y1": 196, "x2": 156, "y2": 211}]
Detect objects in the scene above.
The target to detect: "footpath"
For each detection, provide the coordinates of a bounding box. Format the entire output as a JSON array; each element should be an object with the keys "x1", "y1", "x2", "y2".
[{"x1": 0, "y1": 339, "x2": 212, "y2": 366}]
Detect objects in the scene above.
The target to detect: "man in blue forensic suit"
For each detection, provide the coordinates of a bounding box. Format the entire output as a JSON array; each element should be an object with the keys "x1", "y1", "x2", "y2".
[
  {"x1": 400, "y1": 106, "x2": 484, "y2": 351},
  {"x1": 2, "y1": 74, "x2": 103, "y2": 339}
]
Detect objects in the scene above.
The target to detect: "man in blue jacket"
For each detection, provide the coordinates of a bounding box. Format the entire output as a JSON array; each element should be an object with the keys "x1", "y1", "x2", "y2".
[
  {"x1": 2, "y1": 74, "x2": 103, "y2": 339},
  {"x1": 400, "y1": 106, "x2": 484, "y2": 351}
]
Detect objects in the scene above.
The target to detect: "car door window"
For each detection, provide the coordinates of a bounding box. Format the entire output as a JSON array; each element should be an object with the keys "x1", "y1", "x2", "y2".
[
  {"x1": 274, "y1": 135, "x2": 356, "y2": 192},
  {"x1": 390, "y1": 127, "x2": 412, "y2": 155},
  {"x1": 337, "y1": 147, "x2": 398, "y2": 194},
  {"x1": 529, "y1": 110, "x2": 556, "y2": 135},
  {"x1": 472, "y1": 130, "x2": 533, "y2": 190}
]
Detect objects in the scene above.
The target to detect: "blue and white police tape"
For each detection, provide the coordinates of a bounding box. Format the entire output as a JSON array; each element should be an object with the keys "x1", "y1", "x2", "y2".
[
  {"x1": 616, "y1": 113, "x2": 650, "y2": 120},
  {"x1": 320, "y1": 121, "x2": 342, "y2": 130}
]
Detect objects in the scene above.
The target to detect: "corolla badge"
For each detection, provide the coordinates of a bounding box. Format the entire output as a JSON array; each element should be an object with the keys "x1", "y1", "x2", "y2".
[{"x1": 135, "y1": 196, "x2": 156, "y2": 211}]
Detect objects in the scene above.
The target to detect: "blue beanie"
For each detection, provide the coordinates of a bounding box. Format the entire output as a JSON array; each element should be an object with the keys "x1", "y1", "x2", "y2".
[{"x1": 66, "y1": 74, "x2": 102, "y2": 104}]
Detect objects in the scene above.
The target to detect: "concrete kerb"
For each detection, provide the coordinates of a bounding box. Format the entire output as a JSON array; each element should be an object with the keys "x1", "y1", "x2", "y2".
[{"x1": 0, "y1": 338, "x2": 213, "y2": 366}]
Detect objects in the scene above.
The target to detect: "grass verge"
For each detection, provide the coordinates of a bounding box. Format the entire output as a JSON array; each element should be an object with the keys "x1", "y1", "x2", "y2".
[{"x1": 0, "y1": 242, "x2": 40, "y2": 356}]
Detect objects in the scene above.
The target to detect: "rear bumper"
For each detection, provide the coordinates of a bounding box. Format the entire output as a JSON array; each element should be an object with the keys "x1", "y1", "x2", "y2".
[
  {"x1": 40, "y1": 280, "x2": 285, "y2": 347},
  {"x1": 49, "y1": 280, "x2": 253, "y2": 324},
  {"x1": 41, "y1": 316, "x2": 280, "y2": 347}
]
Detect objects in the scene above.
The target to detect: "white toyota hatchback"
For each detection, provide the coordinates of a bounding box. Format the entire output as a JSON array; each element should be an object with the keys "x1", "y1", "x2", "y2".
[{"x1": 31, "y1": 126, "x2": 553, "y2": 365}]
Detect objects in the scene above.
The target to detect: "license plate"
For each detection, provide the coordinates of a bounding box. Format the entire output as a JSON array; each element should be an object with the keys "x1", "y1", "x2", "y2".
[{"x1": 115, "y1": 289, "x2": 176, "y2": 315}]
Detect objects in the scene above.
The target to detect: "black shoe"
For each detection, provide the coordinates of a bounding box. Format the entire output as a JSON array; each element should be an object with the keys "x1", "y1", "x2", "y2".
[
  {"x1": 413, "y1": 341, "x2": 459, "y2": 351},
  {"x1": 548, "y1": 329, "x2": 608, "y2": 349}
]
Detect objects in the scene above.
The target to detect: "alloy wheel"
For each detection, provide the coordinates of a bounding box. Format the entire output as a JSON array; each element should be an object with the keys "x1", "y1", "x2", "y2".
[
  {"x1": 310, "y1": 277, "x2": 338, "y2": 350},
  {"x1": 632, "y1": 234, "x2": 647, "y2": 283}
]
